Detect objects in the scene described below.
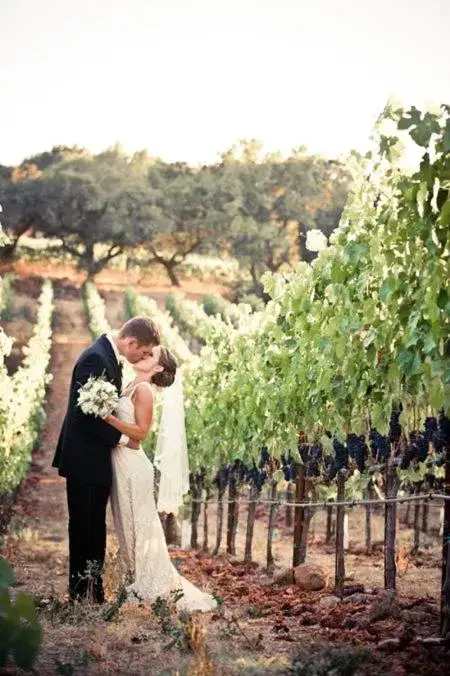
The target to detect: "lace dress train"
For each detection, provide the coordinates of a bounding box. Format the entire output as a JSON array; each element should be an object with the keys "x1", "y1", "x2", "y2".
[{"x1": 110, "y1": 388, "x2": 217, "y2": 612}]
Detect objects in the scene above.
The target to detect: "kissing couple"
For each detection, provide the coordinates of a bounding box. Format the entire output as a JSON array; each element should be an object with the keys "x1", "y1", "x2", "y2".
[{"x1": 53, "y1": 316, "x2": 216, "y2": 612}]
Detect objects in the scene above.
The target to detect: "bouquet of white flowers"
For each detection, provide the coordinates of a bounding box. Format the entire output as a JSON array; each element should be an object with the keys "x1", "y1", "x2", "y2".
[{"x1": 77, "y1": 374, "x2": 119, "y2": 418}]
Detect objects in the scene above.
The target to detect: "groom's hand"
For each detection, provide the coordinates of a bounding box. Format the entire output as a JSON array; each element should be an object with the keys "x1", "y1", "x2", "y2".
[{"x1": 127, "y1": 439, "x2": 140, "y2": 450}]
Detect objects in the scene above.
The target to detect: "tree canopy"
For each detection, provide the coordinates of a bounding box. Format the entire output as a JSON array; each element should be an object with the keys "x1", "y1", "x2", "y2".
[{"x1": 1, "y1": 141, "x2": 351, "y2": 291}]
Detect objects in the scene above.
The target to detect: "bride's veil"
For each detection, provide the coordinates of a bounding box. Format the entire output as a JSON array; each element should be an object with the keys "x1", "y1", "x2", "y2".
[{"x1": 153, "y1": 370, "x2": 190, "y2": 515}]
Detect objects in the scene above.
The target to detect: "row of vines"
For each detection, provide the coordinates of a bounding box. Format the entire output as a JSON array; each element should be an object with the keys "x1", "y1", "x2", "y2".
[{"x1": 141, "y1": 106, "x2": 449, "y2": 624}]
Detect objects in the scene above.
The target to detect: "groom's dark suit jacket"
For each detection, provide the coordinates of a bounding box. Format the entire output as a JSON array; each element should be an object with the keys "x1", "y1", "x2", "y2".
[{"x1": 53, "y1": 335, "x2": 122, "y2": 487}]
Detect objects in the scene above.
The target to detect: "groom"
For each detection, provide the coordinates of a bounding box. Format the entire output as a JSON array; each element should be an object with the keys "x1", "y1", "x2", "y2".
[{"x1": 53, "y1": 316, "x2": 160, "y2": 603}]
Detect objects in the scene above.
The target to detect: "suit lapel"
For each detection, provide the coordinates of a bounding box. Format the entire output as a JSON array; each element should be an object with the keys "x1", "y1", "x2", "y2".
[{"x1": 99, "y1": 335, "x2": 122, "y2": 391}]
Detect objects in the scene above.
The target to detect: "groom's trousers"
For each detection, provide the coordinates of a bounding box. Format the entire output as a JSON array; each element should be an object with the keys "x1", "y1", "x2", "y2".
[{"x1": 66, "y1": 477, "x2": 110, "y2": 603}]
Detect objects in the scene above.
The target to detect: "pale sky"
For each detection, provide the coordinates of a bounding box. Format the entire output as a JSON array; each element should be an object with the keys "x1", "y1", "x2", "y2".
[{"x1": 1, "y1": 0, "x2": 449, "y2": 166}]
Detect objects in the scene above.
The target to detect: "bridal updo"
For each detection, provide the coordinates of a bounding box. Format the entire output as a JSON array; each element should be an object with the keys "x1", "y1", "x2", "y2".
[{"x1": 152, "y1": 347, "x2": 177, "y2": 388}]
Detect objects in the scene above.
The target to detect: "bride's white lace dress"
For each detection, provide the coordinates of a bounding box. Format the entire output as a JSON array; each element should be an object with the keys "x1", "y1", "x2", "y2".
[{"x1": 110, "y1": 383, "x2": 217, "y2": 612}]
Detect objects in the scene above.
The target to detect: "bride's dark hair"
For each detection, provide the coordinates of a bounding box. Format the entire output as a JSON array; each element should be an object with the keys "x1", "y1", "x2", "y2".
[{"x1": 152, "y1": 347, "x2": 177, "y2": 388}]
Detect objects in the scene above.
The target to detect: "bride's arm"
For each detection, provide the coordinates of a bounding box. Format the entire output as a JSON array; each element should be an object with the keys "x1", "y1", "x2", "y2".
[{"x1": 103, "y1": 386, "x2": 154, "y2": 442}]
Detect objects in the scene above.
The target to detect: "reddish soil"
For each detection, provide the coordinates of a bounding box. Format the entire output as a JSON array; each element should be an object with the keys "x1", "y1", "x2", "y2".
[{"x1": 3, "y1": 259, "x2": 227, "y2": 299}]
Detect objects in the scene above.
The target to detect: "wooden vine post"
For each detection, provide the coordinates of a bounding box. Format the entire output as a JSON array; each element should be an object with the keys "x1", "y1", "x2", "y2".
[
  {"x1": 213, "y1": 473, "x2": 227, "y2": 556},
  {"x1": 266, "y1": 475, "x2": 278, "y2": 573},
  {"x1": 325, "y1": 503, "x2": 334, "y2": 544},
  {"x1": 190, "y1": 472, "x2": 203, "y2": 549},
  {"x1": 335, "y1": 470, "x2": 346, "y2": 599},
  {"x1": 365, "y1": 482, "x2": 373, "y2": 554},
  {"x1": 411, "y1": 484, "x2": 421, "y2": 555},
  {"x1": 441, "y1": 434, "x2": 450, "y2": 636},
  {"x1": 293, "y1": 463, "x2": 306, "y2": 567},
  {"x1": 285, "y1": 483, "x2": 294, "y2": 527},
  {"x1": 244, "y1": 483, "x2": 260, "y2": 564},
  {"x1": 226, "y1": 467, "x2": 239, "y2": 555},
  {"x1": 384, "y1": 456, "x2": 399, "y2": 589},
  {"x1": 202, "y1": 486, "x2": 210, "y2": 551}
]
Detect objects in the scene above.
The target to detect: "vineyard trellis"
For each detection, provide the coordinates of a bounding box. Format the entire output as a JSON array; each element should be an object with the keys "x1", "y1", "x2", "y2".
[
  {"x1": 153, "y1": 104, "x2": 450, "y2": 630},
  {"x1": 0, "y1": 274, "x2": 54, "y2": 496}
]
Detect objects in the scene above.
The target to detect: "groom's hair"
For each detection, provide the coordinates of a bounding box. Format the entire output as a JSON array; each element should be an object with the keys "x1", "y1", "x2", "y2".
[
  {"x1": 119, "y1": 316, "x2": 160, "y2": 346},
  {"x1": 153, "y1": 347, "x2": 177, "y2": 388}
]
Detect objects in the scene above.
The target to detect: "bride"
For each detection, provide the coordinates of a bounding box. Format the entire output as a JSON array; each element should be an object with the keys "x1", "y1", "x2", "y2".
[{"x1": 102, "y1": 345, "x2": 217, "y2": 612}]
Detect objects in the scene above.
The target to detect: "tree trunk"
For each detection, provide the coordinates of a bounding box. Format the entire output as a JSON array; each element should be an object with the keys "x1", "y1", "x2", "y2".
[
  {"x1": 411, "y1": 484, "x2": 421, "y2": 555},
  {"x1": 244, "y1": 485, "x2": 260, "y2": 564},
  {"x1": 326, "y1": 504, "x2": 334, "y2": 544},
  {"x1": 335, "y1": 471, "x2": 346, "y2": 598},
  {"x1": 162, "y1": 260, "x2": 181, "y2": 287},
  {"x1": 285, "y1": 484, "x2": 293, "y2": 528},
  {"x1": 82, "y1": 242, "x2": 96, "y2": 279},
  {"x1": 213, "y1": 484, "x2": 225, "y2": 556},
  {"x1": 266, "y1": 479, "x2": 278, "y2": 574},
  {"x1": 384, "y1": 460, "x2": 399, "y2": 590},
  {"x1": 0, "y1": 227, "x2": 28, "y2": 262},
  {"x1": 293, "y1": 464, "x2": 306, "y2": 567}
]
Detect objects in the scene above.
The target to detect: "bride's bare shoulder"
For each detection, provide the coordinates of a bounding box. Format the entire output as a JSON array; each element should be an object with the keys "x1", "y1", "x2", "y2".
[{"x1": 133, "y1": 382, "x2": 154, "y2": 403}]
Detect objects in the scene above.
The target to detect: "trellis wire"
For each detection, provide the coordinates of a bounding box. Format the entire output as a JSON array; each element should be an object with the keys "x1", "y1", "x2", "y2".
[{"x1": 188, "y1": 491, "x2": 450, "y2": 509}]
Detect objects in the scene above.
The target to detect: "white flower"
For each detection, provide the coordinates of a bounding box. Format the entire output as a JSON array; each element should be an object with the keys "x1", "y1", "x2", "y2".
[
  {"x1": 306, "y1": 229, "x2": 328, "y2": 252},
  {"x1": 77, "y1": 375, "x2": 119, "y2": 418}
]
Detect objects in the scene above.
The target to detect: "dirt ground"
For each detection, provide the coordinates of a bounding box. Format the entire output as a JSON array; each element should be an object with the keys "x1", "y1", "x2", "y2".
[
  {"x1": 3, "y1": 259, "x2": 227, "y2": 299},
  {"x1": 1, "y1": 278, "x2": 449, "y2": 675}
]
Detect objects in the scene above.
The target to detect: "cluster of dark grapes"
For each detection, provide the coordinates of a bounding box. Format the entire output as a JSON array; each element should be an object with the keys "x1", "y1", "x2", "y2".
[
  {"x1": 298, "y1": 443, "x2": 310, "y2": 464},
  {"x1": 388, "y1": 408, "x2": 402, "y2": 444},
  {"x1": 245, "y1": 461, "x2": 267, "y2": 492},
  {"x1": 307, "y1": 443, "x2": 323, "y2": 477},
  {"x1": 347, "y1": 433, "x2": 368, "y2": 472},
  {"x1": 280, "y1": 453, "x2": 295, "y2": 481},
  {"x1": 333, "y1": 438, "x2": 349, "y2": 470},
  {"x1": 399, "y1": 431, "x2": 428, "y2": 469},
  {"x1": 213, "y1": 465, "x2": 230, "y2": 491},
  {"x1": 259, "y1": 447, "x2": 270, "y2": 468},
  {"x1": 295, "y1": 443, "x2": 323, "y2": 478},
  {"x1": 369, "y1": 429, "x2": 390, "y2": 462},
  {"x1": 324, "y1": 455, "x2": 338, "y2": 481},
  {"x1": 423, "y1": 414, "x2": 448, "y2": 453}
]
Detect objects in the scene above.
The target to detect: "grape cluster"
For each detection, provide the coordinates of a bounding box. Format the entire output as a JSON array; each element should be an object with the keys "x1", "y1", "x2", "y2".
[
  {"x1": 369, "y1": 429, "x2": 389, "y2": 462},
  {"x1": 333, "y1": 438, "x2": 349, "y2": 470},
  {"x1": 246, "y1": 461, "x2": 267, "y2": 492},
  {"x1": 399, "y1": 443, "x2": 416, "y2": 469},
  {"x1": 213, "y1": 465, "x2": 230, "y2": 491},
  {"x1": 324, "y1": 455, "x2": 338, "y2": 481},
  {"x1": 307, "y1": 443, "x2": 323, "y2": 477},
  {"x1": 281, "y1": 453, "x2": 295, "y2": 481},
  {"x1": 424, "y1": 413, "x2": 449, "y2": 453},
  {"x1": 259, "y1": 447, "x2": 270, "y2": 469},
  {"x1": 347, "y1": 433, "x2": 367, "y2": 472},
  {"x1": 298, "y1": 443, "x2": 310, "y2": 464},
  {"x1": 388, "y1": 408, "x2": 402, "y2": 444},
  {"x1": 400, "y1": 431, "x2": 428, "y2": 468}
]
